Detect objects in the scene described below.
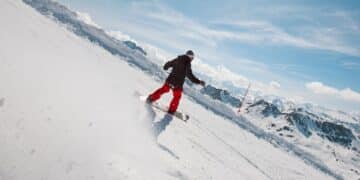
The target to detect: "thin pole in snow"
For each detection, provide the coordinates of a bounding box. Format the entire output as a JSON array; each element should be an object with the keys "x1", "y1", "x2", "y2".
[{"x1": 238, "y1": 82, "x2": 251, "y2": 113}]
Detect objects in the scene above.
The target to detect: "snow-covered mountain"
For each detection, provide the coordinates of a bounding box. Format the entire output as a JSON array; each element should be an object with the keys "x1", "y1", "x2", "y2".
[
  {"x1": 1, "y1": 0, "x2": 359, "y2": 179},
  {"x1": 201, "y1": 85, "x2": 360, "y2": 178}
]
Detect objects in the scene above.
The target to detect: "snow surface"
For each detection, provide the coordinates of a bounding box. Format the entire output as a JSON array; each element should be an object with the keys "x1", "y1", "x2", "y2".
[{"x1": 0, "y1": 0, "x2": 345, "y2": 179}]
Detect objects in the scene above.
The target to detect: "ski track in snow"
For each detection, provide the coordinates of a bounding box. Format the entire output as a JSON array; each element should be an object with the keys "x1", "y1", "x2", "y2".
[
  {"x1": 190, "y1": 117, "x2": 273, "y2": 180},
  {"x1": 0, "y1": 0, "x2": 344, "y2": 179}
]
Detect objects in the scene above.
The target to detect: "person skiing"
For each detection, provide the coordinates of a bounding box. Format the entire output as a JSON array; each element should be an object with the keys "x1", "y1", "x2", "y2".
[{"x1": 147, "y1": 50, "x2": 205, "y2": 114}]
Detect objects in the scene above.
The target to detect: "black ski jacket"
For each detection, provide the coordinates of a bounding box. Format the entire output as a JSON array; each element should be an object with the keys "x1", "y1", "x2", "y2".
[{"x1": 164, "y1": 55, "x2": 201, "y2": 88}]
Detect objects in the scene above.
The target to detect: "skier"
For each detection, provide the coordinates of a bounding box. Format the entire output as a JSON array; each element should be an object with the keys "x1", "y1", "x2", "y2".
[{"x1": 147, "y1": 50, "x2": 205, "y2": 114}]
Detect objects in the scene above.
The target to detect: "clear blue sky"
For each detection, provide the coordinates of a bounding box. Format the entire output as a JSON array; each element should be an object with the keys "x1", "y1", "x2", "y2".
[{"x1": 57, "y1": 0, "x2": 360, "y2": 112}]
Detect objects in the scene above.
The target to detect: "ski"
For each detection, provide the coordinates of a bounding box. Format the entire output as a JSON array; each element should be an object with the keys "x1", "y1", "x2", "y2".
[
  {"x1": 150, "y1": 102, "x2": 189, "y2": 121},
  {"x1": 138, "y1": 95, "x2": 189, "y2": 121}
]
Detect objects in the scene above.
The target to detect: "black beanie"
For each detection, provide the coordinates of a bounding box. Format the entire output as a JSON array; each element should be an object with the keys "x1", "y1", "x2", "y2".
[{"x1": 186, "y1": 50, "x2": 194, "y2": 56}]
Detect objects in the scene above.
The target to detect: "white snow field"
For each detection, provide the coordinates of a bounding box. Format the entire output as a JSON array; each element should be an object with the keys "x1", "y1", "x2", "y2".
[{"x1": 0, "y1": 0, "x2": 337, "y2": 179}]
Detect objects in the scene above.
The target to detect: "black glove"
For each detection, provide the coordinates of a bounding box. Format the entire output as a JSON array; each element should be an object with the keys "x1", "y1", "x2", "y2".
[{"x1": 199, "y1": 80, "x2": 206, "y2": 87}]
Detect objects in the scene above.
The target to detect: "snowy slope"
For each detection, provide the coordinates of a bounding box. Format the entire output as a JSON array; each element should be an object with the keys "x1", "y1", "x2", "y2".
[{"x1": 0, "y1": 0, "x2": 346, "y2": 180}]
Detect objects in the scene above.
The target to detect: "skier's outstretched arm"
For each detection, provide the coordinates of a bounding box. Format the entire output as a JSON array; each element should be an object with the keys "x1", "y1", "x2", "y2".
[
  {"x1": 186, "y1": 64, "x2": 205, "y2": 86},
  {"x1": 163, "y1": 58, "x2": 177, "y2": 70}
]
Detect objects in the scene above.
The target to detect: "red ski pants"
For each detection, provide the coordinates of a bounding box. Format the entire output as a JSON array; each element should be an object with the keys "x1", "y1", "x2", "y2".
[{"x1": 149, "y1": 83, "x2": 182, "y2": 113}]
